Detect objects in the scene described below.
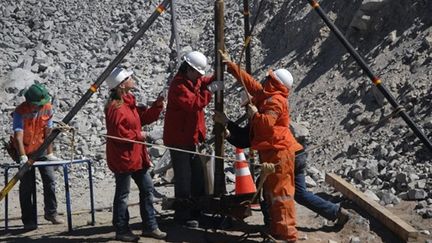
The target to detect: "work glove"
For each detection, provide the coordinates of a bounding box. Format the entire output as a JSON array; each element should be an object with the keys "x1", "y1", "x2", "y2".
[
  {"x1": 19, "y1": 155, "x2": 28, "y2": 165},
  {"x1": 213, "y1": 110, "x2": 229, "y2": 126},
  {"x1": 246, "y1": 104, "x2": 258, "y2": 119},
  {"x1": 224, "y1": 128, "x2": 231, "y2": 138},
  {"x1": 45, "y1": 153, "x2": 60, "y2": 161},
  {"x1": 207, "y1": 81, "x2": 224, "y2": 93},
  {"x1": 218, "y1": 49, "x2": 231, "y2": 63}
]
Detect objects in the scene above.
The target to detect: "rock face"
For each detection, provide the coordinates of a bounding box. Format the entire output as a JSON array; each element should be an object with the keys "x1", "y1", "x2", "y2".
[{"x1": 0, "y1": 0, "x2": 431, "y2": 220}]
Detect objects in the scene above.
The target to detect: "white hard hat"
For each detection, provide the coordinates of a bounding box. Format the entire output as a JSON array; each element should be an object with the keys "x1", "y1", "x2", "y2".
[
  {"x1": 183, "y1": 51, "x2": 207, "y2": 75},
  {"x1": 273, "y1": 69, "x2": 293, "y2": 89},
  {"x1": 106, "y1": 67, "x2": 134, "y2": 90}
]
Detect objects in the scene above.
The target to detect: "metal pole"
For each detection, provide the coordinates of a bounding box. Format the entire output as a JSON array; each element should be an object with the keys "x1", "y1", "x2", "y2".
[
  {"x1": 0, "y1": 0, "x2": 171, "y2": 201},
  {"x1": 170, "y1": 0, "x2": 181, "y2": 65},
  {"x1": 306, "y1": 0, "x2": 432, "y2": 153},
  {"x1": 242, "y1": 0, "x2": 256, "y2": 177},
  {"x1": 243, "y1": 0, "x2": 252, "y2": 74},
  {"x1": 234, "y1": 0, "x2": 265, "y2": 105},
  {"x1": 63, "y1": 164, "x2": 72, "y2": 231},
  {"x1": 213, "y1": 0, "x2": 226, "y2": 196},
  {"x1": 88, "y1": 160, "x2": 95, "y2": 226},
  {"x1": 4, "y1": 168, "x2": 9, "y2": 230}
]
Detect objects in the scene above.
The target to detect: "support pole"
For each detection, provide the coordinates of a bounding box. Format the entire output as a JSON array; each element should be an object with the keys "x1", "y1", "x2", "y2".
[
  {"x1": 243, "y1": 0, "x2": 255, "y2": 178},
  {"x1": 307, "y1": 0, "x2": 432, "y2": 153},
  {"x1": 243, "y1": 0, "x2": 252, "y2": 74},
  {"x1": 170, "y1": 0, "x2": 181, "y2": 66},
  {"x1": 0, "y1": 0, "x2": 171, "y2": 201},
  {"x1": 213, "y1": 0, "x2": 226, "y2": 196}
]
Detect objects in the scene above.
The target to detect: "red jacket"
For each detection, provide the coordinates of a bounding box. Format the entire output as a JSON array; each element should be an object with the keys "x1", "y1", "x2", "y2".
[
  {"x1": 227, "y1": 61, "x2": 303, "y2": 153},
  {"x1": 105, "y1": 93, "x2": 163, "y2": 173},
  {"x1": 163, "y1": 72, "x2": 213, "y2": 147},
  {"x1": 14, "y1": 102, "x2": 53, "y2": 154}
]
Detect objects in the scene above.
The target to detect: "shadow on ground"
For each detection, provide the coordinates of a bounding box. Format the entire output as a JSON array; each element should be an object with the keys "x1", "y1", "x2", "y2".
[{"x1": 0, "y1": 213, "x2": 267, "y2": 243}]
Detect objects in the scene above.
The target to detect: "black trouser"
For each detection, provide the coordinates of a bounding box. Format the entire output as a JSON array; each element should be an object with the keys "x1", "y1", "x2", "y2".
[
  {"x1": 19, "y1": 165, "x2": 57, "y2": 225},
  {"x1": 170, "y1": 147, "x2": 205, "y2": 221}
]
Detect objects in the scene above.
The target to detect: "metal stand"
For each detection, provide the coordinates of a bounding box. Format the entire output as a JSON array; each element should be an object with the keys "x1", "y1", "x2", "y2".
[{"x1": 3, "y1": 159, "x2": 95, "y2": 232}]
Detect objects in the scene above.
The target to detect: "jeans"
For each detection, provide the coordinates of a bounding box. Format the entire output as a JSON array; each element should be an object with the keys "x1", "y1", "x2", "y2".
[
  {"x1": 113, "y1": 168, "x2": 158, "y2": 234},
  {"x1": 294, "y1": 151, "x2": 339, "y2": 220},
  {"x1": 170, "y1": 148, "x2": 205, "y2": 221},
  {"x1": 261, "y1": 151, "x2": 340, "y2": 226},
  {"x1": 294, "y1": 173, "x2": 339, "y2": 220},
  {"x1": 19, "y1": 166, "x2": 58, "y2": 225}
]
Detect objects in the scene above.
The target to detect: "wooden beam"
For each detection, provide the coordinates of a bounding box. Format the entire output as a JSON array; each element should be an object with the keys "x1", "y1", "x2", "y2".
[{"x1": 325, "y1": 173, "x2": 418, "y2": 242}]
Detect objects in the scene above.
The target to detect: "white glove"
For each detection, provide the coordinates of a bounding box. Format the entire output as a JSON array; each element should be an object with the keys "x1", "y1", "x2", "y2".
[
  {"x1": 207, "y1": 81, "x2": 224, "y2": 93},
  {"x1": 246, "y1": 104, "x2": 258, "y2": 119},
  {"x1": 19, "y1": 155, "x2": 28, "y2": 165},
  {"x1": 45, "y1": 153, "x2": 60, "y2": 161}
]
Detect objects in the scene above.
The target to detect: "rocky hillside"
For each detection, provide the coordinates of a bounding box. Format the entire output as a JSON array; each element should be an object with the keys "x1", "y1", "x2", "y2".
[
  {"x1": 237, "y1": 0, "x2": 432, "y2": 219},
  {"x1": 0, "y1": 0, "x2": 431, "y2": 220}
]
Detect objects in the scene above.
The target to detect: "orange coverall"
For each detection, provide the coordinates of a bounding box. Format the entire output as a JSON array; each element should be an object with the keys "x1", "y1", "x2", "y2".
[{"x1": 227, "y1": 61, "x2": 302, "y2": 242}]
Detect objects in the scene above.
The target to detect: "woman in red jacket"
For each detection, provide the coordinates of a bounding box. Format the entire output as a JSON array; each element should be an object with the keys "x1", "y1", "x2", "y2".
[
  {"x1": 105, "y1": 67, "x2": 166, "y2": 242},
  {"x1": 163, "y1": 51, "x2": 220, "y2": 228}
]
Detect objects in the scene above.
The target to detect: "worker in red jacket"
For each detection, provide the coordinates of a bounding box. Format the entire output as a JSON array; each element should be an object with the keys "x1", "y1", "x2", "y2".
[
  {"x1": 163, "y1": 51, "x2": 222, "y2": 228},
  {"x1": 105, "y1": 67, "x2": 166, "y2": 242},
  {"x1": 220, "y1": 50, "x2": 298, "y2": 242}
]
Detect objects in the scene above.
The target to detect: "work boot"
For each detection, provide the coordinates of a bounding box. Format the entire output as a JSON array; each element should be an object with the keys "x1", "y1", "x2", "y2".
[
  {"x1": 142, "y1": 228, "x2": 167, "y2": 239},
  {"x1": 44, "y1": 214, "x2": 65, "y2": 224},
  {"x1": 115, "y1": 231, "x2": 140, "y2": 242},
  {"x1": 335, "y1": 207, "x2": 350, "y2": 226}
]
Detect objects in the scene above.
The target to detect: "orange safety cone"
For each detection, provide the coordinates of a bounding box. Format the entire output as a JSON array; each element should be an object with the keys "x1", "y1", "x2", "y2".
[{"x1": 234, "y1": 148, "x2": 257, "y2": 195}]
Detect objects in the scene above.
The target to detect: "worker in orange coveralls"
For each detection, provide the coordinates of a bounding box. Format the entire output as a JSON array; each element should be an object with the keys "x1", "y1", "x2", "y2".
[{"x1": 220, "y1": 50, "x2": 299, "y2": 242}]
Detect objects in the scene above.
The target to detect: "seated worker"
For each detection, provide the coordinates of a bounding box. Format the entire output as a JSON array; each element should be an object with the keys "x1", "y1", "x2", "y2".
[{"x1": 214, "y1": 91, "x2": 350, "y2": 229}]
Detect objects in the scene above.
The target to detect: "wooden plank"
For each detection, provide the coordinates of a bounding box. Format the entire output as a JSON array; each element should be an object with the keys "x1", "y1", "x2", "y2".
[{"x1": 325, "y1": 173, "x2": 418, "y2": 242}]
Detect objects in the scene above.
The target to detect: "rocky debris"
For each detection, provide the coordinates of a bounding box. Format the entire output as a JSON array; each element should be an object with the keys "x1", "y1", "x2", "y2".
[
  {"x1": 350, "y1": 0, "x2": 388, "y2": 32},
  {"x1": 305, "y1": 175, "x2": 317, "y2": 188},
  {"x1": 364, "y1": 189, "x2": 380, "y2": 201},
  {"x1": 291, "y1": 121, "x2": 310, "y2": 144},
  {"x1": 0, "y1": 0, "x2": 431, "y2": 226},
  {"x1": 349, "y1": 236, "x2": 361, "y2": 243}
]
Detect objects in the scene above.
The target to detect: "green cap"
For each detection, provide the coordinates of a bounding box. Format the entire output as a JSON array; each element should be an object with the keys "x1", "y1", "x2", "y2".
[{"x1": 24, "y1": 84, "x2": 51, "y2": 106}]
